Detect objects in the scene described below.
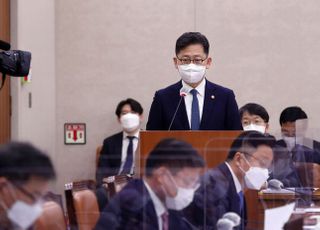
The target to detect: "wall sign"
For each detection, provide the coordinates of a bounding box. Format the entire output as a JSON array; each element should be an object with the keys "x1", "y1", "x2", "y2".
[{"x1": 64, "y1": 123, "x2": 86, "y2": 145}]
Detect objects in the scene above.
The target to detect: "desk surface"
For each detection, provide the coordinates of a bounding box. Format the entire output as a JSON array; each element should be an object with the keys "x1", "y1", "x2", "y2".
[{"x1": 259, "y1": 190, "x2": 320, "y2": 200}]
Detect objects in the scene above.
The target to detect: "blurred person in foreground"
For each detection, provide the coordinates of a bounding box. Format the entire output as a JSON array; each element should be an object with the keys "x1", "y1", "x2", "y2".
[
  {"x1": 184, "y1": 131, "x2": 275, "y2": 230},
  {"x1": 94, "y1": 138, "x2": 205, "y2": 230},
  {"x1": 0, "y1": 142, "x2": 56, "y2": 230}
]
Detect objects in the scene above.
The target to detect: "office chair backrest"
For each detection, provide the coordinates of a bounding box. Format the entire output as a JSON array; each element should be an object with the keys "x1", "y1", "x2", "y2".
[
  {"x1": 34, "y1": 201, "x2": 67, "y2": 230},
  {"x1": 73, "y1": 189, "x2": 100, "y2": 230}
]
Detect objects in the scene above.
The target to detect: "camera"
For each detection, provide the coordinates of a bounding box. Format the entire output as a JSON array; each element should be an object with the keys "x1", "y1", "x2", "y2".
[{"x1": 0, "y1": 40, "x2": 32, "y2": 89}]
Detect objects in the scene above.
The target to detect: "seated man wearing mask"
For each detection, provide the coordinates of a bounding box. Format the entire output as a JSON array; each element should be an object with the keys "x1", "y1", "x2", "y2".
[
  {"x1": 94, "y1": 138, "x2": 205, "y2": 230},
  {"x1": 185, "y1": 131, "x2": 275, "y2": 230},
  {"x1": 0, "y1": 142, "x2": 56, "y2": 230},
  {"x1": 239, "y1": 103, "x2": 269, "y2": 134},
  {"x1": 96, "y1": 98, "x2": 143, "y2": 186},
  {"x1": 270, "y1": 106, "x2": 320, "y2": 187}
]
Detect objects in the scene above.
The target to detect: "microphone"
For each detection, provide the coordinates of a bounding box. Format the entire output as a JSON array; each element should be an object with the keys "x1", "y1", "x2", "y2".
[
  {"x1": 168, "y1": 87, "x2": 188, "y2": 130},
  {"x1": 0, "y1": 40, "x2": 11, "y2": 51},
  {"x1": 222, "y1": 212, "x2": 241, "y2": 226},
  {"x1": 217, "y1": 212, "x2": 241, "y2": 230},
  {"x1": 268, "y1": 179, "x2": 284, "y2": 190},
  {"x1": 216, "y1": 218, "x2": 234, "y2": 230}
]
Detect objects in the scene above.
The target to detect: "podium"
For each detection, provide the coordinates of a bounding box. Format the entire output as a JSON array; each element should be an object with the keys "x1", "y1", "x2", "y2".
[
  {"x1": 138, "y1": 130, "x2": 241, "y2": 172},
  {"x1": 137, "y1": 130, "x2": 263, "y2": 229}
]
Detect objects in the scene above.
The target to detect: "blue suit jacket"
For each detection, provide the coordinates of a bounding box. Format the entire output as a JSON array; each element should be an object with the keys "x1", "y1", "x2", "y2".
[
  {"x1": 146, "y1": 80, "x2": 242, "y2": 130},
  {"x1": 184, "y1": 163, "x2": 246, "y2": 230},
  {"x1": 94, "y1": 179, "x2": 194, "y2": 230}
]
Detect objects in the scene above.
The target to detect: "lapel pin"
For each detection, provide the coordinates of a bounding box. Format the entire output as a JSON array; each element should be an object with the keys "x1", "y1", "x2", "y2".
[{"x1": 211, "y1": 95, "x2": 215, "y2": 99}]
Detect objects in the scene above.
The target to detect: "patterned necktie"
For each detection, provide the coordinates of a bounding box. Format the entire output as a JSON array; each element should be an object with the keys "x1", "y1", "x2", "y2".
[
  {"x1": 161, "y1": 212, "x2": 169, "y2": 230},
  {"x1": 190, "y1": 89, "x2": 200, "y2": 130},
  {"x1": 121, "y1": 136, "x2": 135, "y2": 174},
  {"x1": 238, "y1": 191, "x2": 244, "y2": 213}
]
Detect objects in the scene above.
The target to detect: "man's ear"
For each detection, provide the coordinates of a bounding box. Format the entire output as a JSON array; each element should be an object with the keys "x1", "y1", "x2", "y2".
[
  {"x1": 173, "y1": 57, "x2": 179, "y2": 69},
  {"x1": 152, "y1": 167, "x2": 166, "y2": 183},
  {"x1": 233, "y1": 152, "x2": 243, "y2": 166},
  {"x1": 265, "y1": 123, "x2": 270, "y2": 133},
  {"x1": 205, "y1": 57, "x2": 212, "y2": 69},
  {"x1": 139, "y1": 113, "x2": 143, "y2": 122}
]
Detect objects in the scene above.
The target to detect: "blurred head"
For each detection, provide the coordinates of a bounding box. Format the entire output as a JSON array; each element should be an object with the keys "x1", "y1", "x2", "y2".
[
  {"x1": 115, "y1": 98, "x2": 143, "y2": 134},
  {"x1": 145, "y1": 138, "x2": 205, "y2": 205},
  {"x1": 279, "y1": 106, "x2": 308, "y2": 137},
  {"x1": 226, "y1": 131, "x2": 275, "y2": 189},
  {"x1": 0, "y1": 142, "x2": 56, "y2": 228},
  {"x1": 239, "y1": 103, "x2": 269, "y2": 134},
  {"x1": 173, "y1": 32, "x2": 212, "y2": 87}
]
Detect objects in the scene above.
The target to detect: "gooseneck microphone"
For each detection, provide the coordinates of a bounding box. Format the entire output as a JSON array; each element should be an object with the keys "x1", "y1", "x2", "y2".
[
  {"x1": 0, "y1": 40, "x2": 11, "y2": 51},
  {"x1": 217, "y1": 212, "x2": 241, "y2": 230},
  {"x1": 168, "y1": 87, "x2": 188, "y2": 130}
]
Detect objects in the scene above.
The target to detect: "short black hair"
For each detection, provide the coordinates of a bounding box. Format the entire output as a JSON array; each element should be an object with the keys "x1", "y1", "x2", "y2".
[
  {"x1": 279, "y1": 106, "x2": 308, "y2": 125},
  {"x1": 239, "y1": 103, "x2": 269, "y2": 123},
  {"x1": 115, "y1": 98, "x2": 143, "y2": 118},
  {"x1": 175, "y1": 32, "x2": 210, "y2": 56},
  {"x1": 226, "y1": 131, "x2": 276, "y2": 160},
  {"x1": 0, "y1": 142, "x2": 56, "y2": 183},
  {"x1": 145, "y1": 138, "x2": 205, "y2": 177}
]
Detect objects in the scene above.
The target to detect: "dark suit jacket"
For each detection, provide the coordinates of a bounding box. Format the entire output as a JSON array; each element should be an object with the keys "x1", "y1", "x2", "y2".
[
  {"x1": 146, "y1": 80, "x2": 242, "y2": 130},
  {"x1": 96, "y1": 132, "x2": 123, "y2": 186},
  {"x1": 184, "y1": 163, "x2": 246, "y2": 230},
  {"x1": 270, "y1": 139, "x2": 320, "y2": 187},
  {"x1": 94, "y1": 179, "x2": 194, "y2": 230}
]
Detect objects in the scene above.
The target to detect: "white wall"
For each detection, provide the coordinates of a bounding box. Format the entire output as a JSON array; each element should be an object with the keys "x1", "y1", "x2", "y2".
[
  {"x1": 10, "y1": 0, "x2": 56, "y2": 189},
  {"x1": 10, "y1": 0, "x2": 320, "y2": 195}
]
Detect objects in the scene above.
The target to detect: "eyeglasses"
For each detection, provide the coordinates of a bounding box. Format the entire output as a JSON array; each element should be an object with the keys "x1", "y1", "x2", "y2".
[
  {"x1": 176, "y1": 57, "x2": 207, "y2": 65},
  {"x1": 242, "y1": 152, "x2": 272, "y2": 173}
]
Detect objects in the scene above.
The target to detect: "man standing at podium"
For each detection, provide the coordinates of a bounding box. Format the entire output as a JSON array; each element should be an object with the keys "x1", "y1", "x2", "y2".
[{"x1": 147, "y1": 32, "x2": 242, "y2": 130}]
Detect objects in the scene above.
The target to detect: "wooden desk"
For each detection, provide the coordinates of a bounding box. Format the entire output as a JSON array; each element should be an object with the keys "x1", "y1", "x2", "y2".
[{"x1": 254, "y1": 190, "x2": 320, "y2": 230}]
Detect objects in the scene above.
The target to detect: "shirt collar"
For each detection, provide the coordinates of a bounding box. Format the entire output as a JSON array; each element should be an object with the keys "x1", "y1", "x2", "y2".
[
  {"x1": 123, "y1": 130, "x2": 140, "y2": 140},
  {"x1": 143, "y1": 179, "x2": 166, "y2": 217},
  {"x1": 182, "y1": 78, "x2": 206, "y2": 97},
  {"x1": 225, "y1": 162, "x2": 242, "y2": 193}
]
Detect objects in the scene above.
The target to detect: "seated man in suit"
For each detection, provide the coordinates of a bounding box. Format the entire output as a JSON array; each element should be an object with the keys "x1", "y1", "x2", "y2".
[
  {"x1": 147, "y1": 32, "x2": 242, "y2": 130},
  {"x1": 0, "y1": 142, "x2": 56, "y2": 230},
  {"x1": 239, "y1": 103, "x2": 269, "y2": 134},
  {"x1": 184, "y1": 131, "x2": 275, "y2": 230},
  {"x1": 94, "y1": 138, "x2": 205, "y2": 230},
  {"x1": 270, "y1": 106, "x2": 320, "y2": 187},
  {"x1": 96, "y1": 98, "x2": 143, "y2": 186}
]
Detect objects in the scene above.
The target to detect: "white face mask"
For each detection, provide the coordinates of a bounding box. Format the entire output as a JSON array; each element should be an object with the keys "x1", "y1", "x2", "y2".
[
  {"x1": 7, "y1": 200, "x2": 43, "y2": 230},
  {"x1": 178, "y1": 64, "x2": 206, "y2": 84},
  {"x1": 163, "y1": 172, "x2": 197, "y2": 210},
  {"x1": 239, "y1": 156, "x2": 269, "y2": 190},
  {"x1": 120, "y1": 113, "x2": 140, "y2": 133},
  {"x1": 282, "y1": 136, "x2": 296, "y2": 151},
  {"x1": 243, "y1": 124, "x2": 266, "y2": 134}
]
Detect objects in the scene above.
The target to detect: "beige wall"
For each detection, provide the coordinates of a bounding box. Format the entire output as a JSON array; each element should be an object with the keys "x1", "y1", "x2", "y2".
[{"x1": 11, "y1": 0, "x2": 320, "y2": 194}]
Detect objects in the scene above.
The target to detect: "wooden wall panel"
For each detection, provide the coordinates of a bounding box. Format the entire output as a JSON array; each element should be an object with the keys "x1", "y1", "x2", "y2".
[{"x1": 0, "y1": 0, "x2": 11, "y2": 144}]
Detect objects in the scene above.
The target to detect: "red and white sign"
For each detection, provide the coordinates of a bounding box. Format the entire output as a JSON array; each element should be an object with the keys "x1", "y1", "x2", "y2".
[{"x1": 64, "y1": 123, "x2": 86, "y2": 144}]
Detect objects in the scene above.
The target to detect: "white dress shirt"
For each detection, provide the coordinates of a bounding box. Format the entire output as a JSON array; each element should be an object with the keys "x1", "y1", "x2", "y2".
[
  {"x1": 225, "y1": 162, "x2": 242, "y2": 193},
  {"x1": 182, "y1": 78, "x2": 206, "y2": 128},
  {"x1": 118, "y1": 130, "x2": 139, "y2": 175},
  {"x1": 143, "y1": 179, "x2": 167, "y2": 230}
]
